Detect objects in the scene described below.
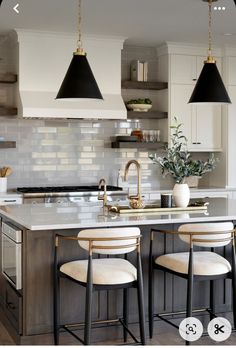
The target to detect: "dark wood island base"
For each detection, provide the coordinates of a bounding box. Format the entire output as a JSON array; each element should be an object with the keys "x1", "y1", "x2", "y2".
[{"x1": 0, "y1": 222, "x2": 233, "y2": 345}]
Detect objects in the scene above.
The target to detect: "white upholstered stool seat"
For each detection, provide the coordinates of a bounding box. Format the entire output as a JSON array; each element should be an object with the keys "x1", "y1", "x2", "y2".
[
  {"x1": 155, "y1": 251, "x2": 231, "y2": 276},
  {"x1": 60, "y1": 258, "x2": 137, "y2": 285}
]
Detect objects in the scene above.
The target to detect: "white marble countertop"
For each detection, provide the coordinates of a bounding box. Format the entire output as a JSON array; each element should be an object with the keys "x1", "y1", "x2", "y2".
[{"x1": 0, "y1": 198, "x2": 236, "y2": 231}]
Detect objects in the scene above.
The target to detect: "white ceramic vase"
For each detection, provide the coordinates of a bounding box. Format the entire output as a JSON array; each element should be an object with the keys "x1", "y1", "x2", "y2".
[
  {"x1": 0, "y1": 177, "x2": 7, "y2": 193},
  {"x1": 173, "y1": 183, "x2": 190, "y2": 208}
]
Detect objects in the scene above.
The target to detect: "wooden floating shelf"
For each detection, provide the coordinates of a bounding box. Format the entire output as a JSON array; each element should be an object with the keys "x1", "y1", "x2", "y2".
[
  {"x1": 127, "y1": 111, "x2": 168, "y2": 120},
  {"x1": 121, "y1": 80, "x2": 168, "y2": 90},
  {"x1": 111, "y1": 141, "x2": 167, "y2": 149},
  {"x1": 0, "y1": 73, "x2": 17, "y2": 84},
  {"x1": 0, "y1": 141, "x2": 16, "y2": 149},
  {"x1": 0, "y1": 107, "x2": 17, "y2": 116}
]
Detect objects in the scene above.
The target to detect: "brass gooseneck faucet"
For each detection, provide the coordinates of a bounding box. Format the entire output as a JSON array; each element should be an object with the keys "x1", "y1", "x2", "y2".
[
  {"x1": 98, "y1": 178, "x2": 108, "y2": 211},
  {"x1": 124, "y1": 160, "x2": 144, "y2": 209}
]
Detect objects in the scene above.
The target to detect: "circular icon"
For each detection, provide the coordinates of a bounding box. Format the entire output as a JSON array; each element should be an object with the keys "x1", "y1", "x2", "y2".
[
  {"x1": 179, "y1": 317, "x2": 203, "y2": 342},
  {"x1": 207, "y1": 317, "x2": 232, "y2": 342}
]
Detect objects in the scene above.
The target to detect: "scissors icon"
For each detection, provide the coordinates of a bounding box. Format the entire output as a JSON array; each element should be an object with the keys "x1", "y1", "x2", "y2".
[{"x1": 214, "y1": 324, "x2": 225, "y2": 334}]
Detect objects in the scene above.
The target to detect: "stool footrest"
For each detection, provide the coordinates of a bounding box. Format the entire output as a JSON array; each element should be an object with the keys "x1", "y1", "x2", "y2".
[
  {"x1": 156, "y1": 308, "x2": 209, "y2": 318},
  {"x1": 61, "y1": 318, "x2": 142, "y2": 345},
  {"x1": 155, "y1": 314, "x2": 179, "y2": 330},
  {"x1": 64, "y1": 318, "x2": 119, "y2": 328},
  {"x1": 63, "y1": 325, "x2": 84, "y2": 345},
  {"x1": 119, "y1": 318, "x2": 140, "y2": 344}
]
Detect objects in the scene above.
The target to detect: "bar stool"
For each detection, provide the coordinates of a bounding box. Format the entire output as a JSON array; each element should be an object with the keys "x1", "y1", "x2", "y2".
[
  {"x1": 54, "y1": 227, "x2": 146, "y2": 345},
  {"x1": 148, "y1": 222, "x2": 236, "y2": 343}
]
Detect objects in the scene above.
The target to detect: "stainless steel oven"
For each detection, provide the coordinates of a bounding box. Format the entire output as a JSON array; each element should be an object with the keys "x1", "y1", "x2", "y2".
[{"x1": 1, "y1": 222, "x2": 22, "y2": 290}]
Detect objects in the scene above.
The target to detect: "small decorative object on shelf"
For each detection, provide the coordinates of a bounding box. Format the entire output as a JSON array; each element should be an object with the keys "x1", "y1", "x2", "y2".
[
  {"x1": 131, "y1": 129, "x2": 143, "y2": 142},
  {"x1": 143, "y1": 130, "x2": 161, "y2": 143},
  {"x1": 149, "y1": 117, "x2": 217, "y2": 207},
  {"x1": 130, "y1": 60, "x2": 148, "y2": 82},
  {"x1": 126, "y1": 98, "x2": 152, "y2": 112}
]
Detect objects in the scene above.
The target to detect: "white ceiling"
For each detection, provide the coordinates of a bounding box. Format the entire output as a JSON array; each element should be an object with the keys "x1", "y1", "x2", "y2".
[{"x1": 0, "y1": 0, "x2": 235, "y2": 47}]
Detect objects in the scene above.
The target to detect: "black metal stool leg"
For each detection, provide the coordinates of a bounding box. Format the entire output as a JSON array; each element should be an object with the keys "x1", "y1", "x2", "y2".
[
  {"x1": 186, "y1": 248, "x2": 193, "y2": 346},
  {"x1": 84, "y1": 256, "x2": 93, "y2": 345},
  {"x1": 148, "y1": 265, "x2": 154, "y2": 338},
  {"x1": 232, "y1": 242, "x2": 236, "y2": 329},
  {"x1": 53, "y1": 240, "x2": 60, "y2": 346},
  {"x1": 53, "y1": 273, "x2": 60, "y2": 345},
  {"x1": 137, "y1": 250, "x2": 146, "y2": 345},
  {"x1": 123, "y1": 288, "x2": 129, "y2": 342},
  {"x1": 148, "y1": 232, "x2": 154, "y2": 339},
  {"x1": 210, "y1": 280, "x2": 215, "y2": 320}
]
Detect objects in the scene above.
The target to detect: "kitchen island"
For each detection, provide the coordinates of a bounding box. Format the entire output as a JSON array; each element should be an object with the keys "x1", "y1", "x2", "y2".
[{"x1": 0, "y1": 198, "x2": 236, "y2": 344}]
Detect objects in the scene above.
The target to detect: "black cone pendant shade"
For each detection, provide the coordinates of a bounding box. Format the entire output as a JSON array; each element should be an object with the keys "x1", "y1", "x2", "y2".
[
  {"x1": 188, "y1": 61, "x2": 231, "y2": 104},
  {"x1": 56, "y1": 54, "x2": 103, "y2": 100}
]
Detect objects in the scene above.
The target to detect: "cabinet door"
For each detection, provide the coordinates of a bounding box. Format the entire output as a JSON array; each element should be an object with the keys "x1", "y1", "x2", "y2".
[
  {"x1": 171, "y1": 85, "x2": 222, "y2": 152},
  {"x1": 228, "y1": 57, "x2": 236, "y2": 85},
  {"x1": 170, "y1": 84, "x2": 193, "y2": 145},
  {"x1": 227, "y1": 86, "x2": 236, "y2": 187},
  {"x1": 171, "y1": 55, "x2": 222, "y2": 85},
  {"x1": 191, "y1": 104, "x2": 222, "y2": 151},
  {"x1": 171, "y1": 55, "x2": 197, "y2": 84},
  {"x1": 0, "y1": 219, "x2": 6, "y2": 308}
]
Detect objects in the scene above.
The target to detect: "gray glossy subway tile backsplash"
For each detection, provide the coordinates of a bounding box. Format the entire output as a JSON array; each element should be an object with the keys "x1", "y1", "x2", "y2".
[{"x1": 0, "y1": 118, "x2": 171, "y2": 189}]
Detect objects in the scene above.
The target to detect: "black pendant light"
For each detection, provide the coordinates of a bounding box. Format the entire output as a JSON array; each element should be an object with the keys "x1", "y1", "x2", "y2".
[
  {"x1": 56, "y1": 0, "x2": 103, "y2": 100},
  {"x1": 189, "y1": 0, "x2": 231, "y2": 104}
]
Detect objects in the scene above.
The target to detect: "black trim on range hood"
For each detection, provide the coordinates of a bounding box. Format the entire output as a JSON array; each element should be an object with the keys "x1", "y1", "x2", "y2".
[{"x1": 0, "y1": 1, "x2": 3, "y2": 6}]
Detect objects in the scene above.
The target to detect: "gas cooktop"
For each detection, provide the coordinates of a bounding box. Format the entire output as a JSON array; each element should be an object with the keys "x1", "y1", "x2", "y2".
[{"x1": 17, "y1": 185, "x2": 122, "y2": 194}]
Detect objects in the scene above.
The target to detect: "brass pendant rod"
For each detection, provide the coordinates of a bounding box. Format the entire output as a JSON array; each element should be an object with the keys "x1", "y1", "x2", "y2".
[
  {"x1": 208, "y1": 0, "x2": 212, "y2": 57},
  {"x1": 75, "y1": 0, "x2": 86, "y2": 56},
  {"x1": 77, "y1": 0, "x2": 82, "y2": 49},
  {"x1": 205, "y1": 0, "x2": 215, "y2": 63}
]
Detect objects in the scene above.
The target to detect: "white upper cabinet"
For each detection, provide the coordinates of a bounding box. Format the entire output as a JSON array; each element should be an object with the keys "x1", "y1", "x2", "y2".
[
  {"x1": 192, "y1": 104, "x2": 222, "y2": 151},
  {"x1": 227, "y1": 85, "x2": 236, "y2": 187},
  {"x1": 171, "y1": 54, "x2": 222, "y2": 85},
  {"x1": 170, "y1": 84, "x2": 192, "y2": 142},
  {"x1": 228, "y1": 57, "x2": 236, "y2": 85},
  {"x1": 168, "y1": 48, "x2": 222, "y2": 152},
  {"x1": 170, "y1": 84, "x2": 222, "y2": 152},
  {"x1": 171, "y1": 55, "x2": 197, "y2": 84}
]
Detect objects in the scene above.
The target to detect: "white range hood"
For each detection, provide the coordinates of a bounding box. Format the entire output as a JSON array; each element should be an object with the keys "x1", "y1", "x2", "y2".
[
  {"x1": 18, "y1": 91, "x2": 126, "y2": 119},
  {"x1": 13, "y1": 30, "x2": 127, "y2": 119}
]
